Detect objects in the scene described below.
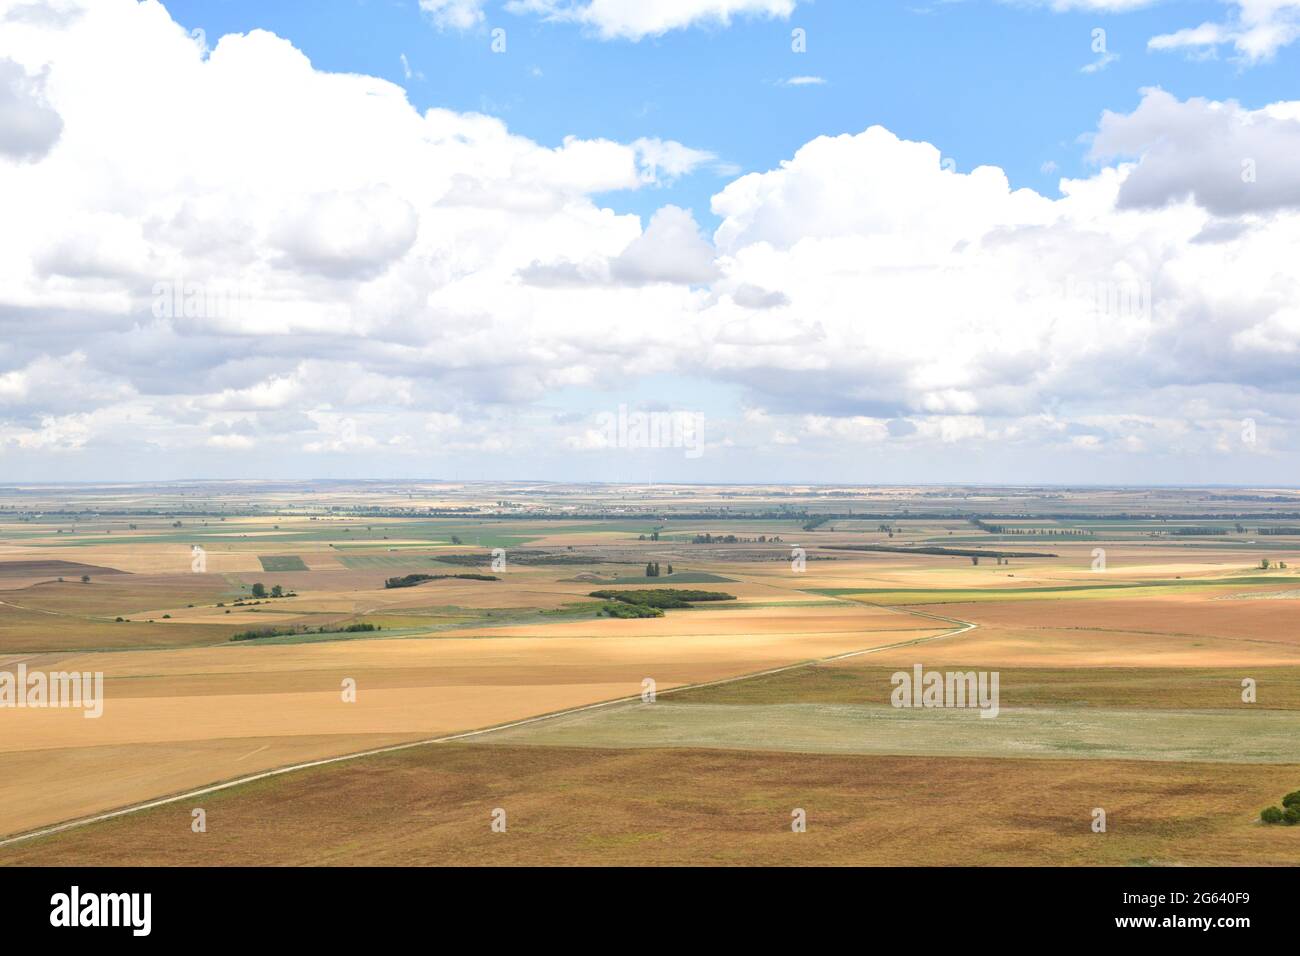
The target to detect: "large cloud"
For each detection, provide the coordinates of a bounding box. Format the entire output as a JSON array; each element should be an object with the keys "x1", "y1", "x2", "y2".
[
  {"x1": 699, "y1": 109, "x2": 1300, "y2": 429},
  {"x1": 1090, "y1": 89, "x2": 1300, "y2": 215},
  {"x1": 1, "y1": 0, "x2": 1298, "y2": 481}
]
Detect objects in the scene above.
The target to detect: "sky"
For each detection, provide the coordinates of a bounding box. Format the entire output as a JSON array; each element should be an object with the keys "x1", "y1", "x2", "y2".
[{"x1": 1, "y1": 0, "x2": 1298, "y2": 485}]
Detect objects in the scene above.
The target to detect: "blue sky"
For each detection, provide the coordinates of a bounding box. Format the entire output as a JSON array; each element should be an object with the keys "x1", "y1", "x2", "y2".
[{"x1": 163, "y1": 0, "x2": 1297, "y2": 226}]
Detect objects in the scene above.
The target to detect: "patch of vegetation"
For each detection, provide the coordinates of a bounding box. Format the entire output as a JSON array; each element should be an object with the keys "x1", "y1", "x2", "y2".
[
  {"x1": 1260, "y1": 789, "x2": 1300, "y2": 825},
  {"x1": 258, "y1": 555, "x2": 309, "y2": 571},
  {"x1": 245, "y1": 582, "x2": 296, "y2": 598},
  {"x1": 690, "y1": 532, "x2": 783, "y2": 544},
  {"x1": 588, "y1": 588, "x2": 737, "y2": 609},
  {"x1": 598, "y1": 601, "x2": 665, "y2": 618},
  {"x1": 384, "y1": 573, "x2": 499, "y2": 589},
  {"x1": 230, "y1": 622, "x2": 380, "y2": 642}
]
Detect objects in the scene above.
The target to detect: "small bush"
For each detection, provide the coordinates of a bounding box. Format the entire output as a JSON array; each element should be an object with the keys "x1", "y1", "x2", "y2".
[
  {"x1": 1285, "y1": 806, "x2": 1300, "y2": 826},
  {"x1": 1261, "y1": 806, "x2": 1285, "y2": 825},
  {"x1": 1281, "y1": 790, "x2": 1300, "y2": 809}
]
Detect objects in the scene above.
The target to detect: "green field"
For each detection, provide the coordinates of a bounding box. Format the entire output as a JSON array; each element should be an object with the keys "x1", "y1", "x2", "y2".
[
  {"x1": 336, "y1": 553, "x2": 443, "y2": 570},
  {"x1": 667, "y1": 663, "x2": 1300, "y2": 710},
  {"x1": 258, "y1": 555, "x2": 309, "y2": 571},
  {"x1": 475, "y1": 699, "x2": 1300, "y2": 764}
]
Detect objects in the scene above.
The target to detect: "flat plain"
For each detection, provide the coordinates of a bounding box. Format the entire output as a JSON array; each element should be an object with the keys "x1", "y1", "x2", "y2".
[{"x1": 2, "y1": 481, "x2": 1299, "y2": 865}]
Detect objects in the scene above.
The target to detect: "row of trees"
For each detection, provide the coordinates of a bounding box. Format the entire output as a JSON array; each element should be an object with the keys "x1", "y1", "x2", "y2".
[{"x1": 689, "y1": 533, "x2": 782, "y2": 544}]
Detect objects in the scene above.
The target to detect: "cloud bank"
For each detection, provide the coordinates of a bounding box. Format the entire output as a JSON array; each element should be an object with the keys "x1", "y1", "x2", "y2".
[{"x1": 0, "y1": 0, "x2": 1297, "y2": 482}]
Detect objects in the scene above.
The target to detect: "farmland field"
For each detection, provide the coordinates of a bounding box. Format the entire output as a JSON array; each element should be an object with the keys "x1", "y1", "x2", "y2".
[{"x1": 3, "y1": 480, "x2": 1300, "y2": 866}]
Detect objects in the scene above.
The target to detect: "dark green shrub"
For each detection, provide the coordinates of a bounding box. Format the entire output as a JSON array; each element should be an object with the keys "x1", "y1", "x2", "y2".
[
  {"x1": 588, "y1": 589, "x2": 736, "y2": 609},
  {"x1": 1284, "y1": 806, "x2": 1300, "y2": 826},
  {"x1": 1281, "y1": 790, "x2": 1300, "y2": 809},
  {"x1": 385, "y1": 573, "x2": 498, "y2": 589},
  {"x1": 1261, "y1": 806, "x2": 1284, "y2": 824},
  {"x1": 600, "y1": 601, "x2": 664, "y2": 619}
]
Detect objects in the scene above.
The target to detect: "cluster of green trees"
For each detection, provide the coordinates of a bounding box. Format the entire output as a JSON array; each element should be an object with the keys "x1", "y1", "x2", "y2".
[
  {"x1": 249, "y1": 582, "x2": 292, "y2": 598},
  {"x1": 589, "y1": 588, "x2": 736, "y2": 609},
  {"x1": 1260, "y1": 790, "x2": 1300, "y2": 825},
  {"x1": 230, "y1": 622, "x2": 380, "y2": 642},
  {"x1": 644, "y1": 561, "x2": 673, "y2": 577},
  {"x1": 599, "y1": 601, "x2": 664, "y2": 618},
  {"x1": 690, "y1": 533, "x2": 781, "y2": 544},
  {"x1": 1259, "y1": 559, "x2": 1289, "y2": 570},
  {"x1": 384, "y1": 573, "x2": 498, "y2": 588},
  {"x1": 971, "y1": 517, "x2": 1093, "y2": 536}
]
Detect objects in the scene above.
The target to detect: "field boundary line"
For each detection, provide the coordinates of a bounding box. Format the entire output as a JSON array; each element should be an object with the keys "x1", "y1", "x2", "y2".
[{"x1": 0, "y1": 611, "x2": 975, "y2": 851}]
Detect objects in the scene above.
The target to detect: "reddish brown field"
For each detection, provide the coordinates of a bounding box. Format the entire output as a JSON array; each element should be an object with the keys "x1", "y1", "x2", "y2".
[
  {"x1": 5, "y1": 745, "x2": 1299, "y2": 866},
  {"x1": 0, "y1": 559, "x2": 127, "y2": 581},
  {"x1": 943, "y1": 595, "x2": 1300, "y2": 645}
]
